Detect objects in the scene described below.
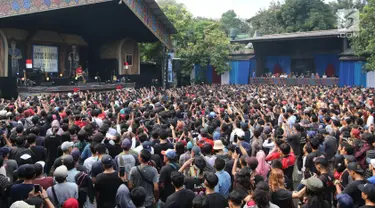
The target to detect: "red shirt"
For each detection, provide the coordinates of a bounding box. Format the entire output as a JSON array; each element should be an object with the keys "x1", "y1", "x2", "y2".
[
  {"x1": 76, "y1": 67, "x2": 83, "y2": 74},
  {"x1": 266, "y1": 151, "x2": 295, "y2": 169},
  {"x1": 197, "y1": 137, "x2": 214, "y2": 148}
]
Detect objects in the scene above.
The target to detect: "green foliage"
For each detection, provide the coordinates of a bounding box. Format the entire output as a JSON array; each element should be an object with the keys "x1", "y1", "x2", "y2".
[
  {"x1": 352, "y1": 0, "x2": 375, "y2": 71},
  {"x1": 141, "y1": 0, "x2": 232, "y2": 75},
  {"x1": 247, "y1": 2, "x2": 285, "y2": 35},
  {"x1": 179, "y1": 19, "x2": 231, "y2": 75},
  {"x1": 248, "y1": 0, "x2": 336, "y2": 35},
  {"x1": 220, "y1": 10, "x2": 251, "y2": 35},
  {"x1": 329, "y1": 0, "x2": 365, "y2": 11}
]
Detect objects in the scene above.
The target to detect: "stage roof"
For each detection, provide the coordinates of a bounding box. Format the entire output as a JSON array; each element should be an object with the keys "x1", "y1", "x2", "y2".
[
  {"x1": 231, "y1": 29, "x2": 353, "y2": 43},
  {"x1": 0, "y1": 0, "x2": 176, "y2": 48}
]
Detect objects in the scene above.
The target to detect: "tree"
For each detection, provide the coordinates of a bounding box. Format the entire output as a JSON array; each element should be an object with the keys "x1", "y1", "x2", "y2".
[
  {"x1": 247, "y1": 0, "x2": 336, "y2": 35},
  {"x1": 280, "y1": 0, "x2": 336, "y2": 32},
  {"x1": 247, "y1": 1, "x2": 285, "y2": 36},
  {"x1": 179, "y1": 19, "x2": 231, "y2": 75},
  {"x1": 329, "y1": 0, "x2": 365, "y2": 11},
  {"x1": 352, "y1": 0, "x2": 375, "y2": 71},
  {"x1": 220, "y1": 10, "x2": 251, "y2": 35},
  {"x1": 141, "y1": 0, "x2": 233, "y2": 76}
]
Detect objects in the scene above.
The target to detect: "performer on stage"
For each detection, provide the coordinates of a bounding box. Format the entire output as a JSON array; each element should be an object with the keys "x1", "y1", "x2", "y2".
[
  {"x1": 68, "y1": 45, "x2": 80, "y2": 77},
  {"x1": 76, "y1": 65, "x2": 86, "y2": 83}
]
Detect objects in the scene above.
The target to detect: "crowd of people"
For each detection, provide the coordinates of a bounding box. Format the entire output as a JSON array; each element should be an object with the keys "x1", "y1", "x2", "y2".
[{"x1": 0, "y1": 84, "x2": 374, "y2": 208}]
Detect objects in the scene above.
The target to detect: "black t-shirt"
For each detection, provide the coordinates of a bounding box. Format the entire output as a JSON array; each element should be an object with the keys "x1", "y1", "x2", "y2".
[
  {"x1": 185, "y1": 177, "x2": 205, "y2": 195},
  {"x1": 271, "y1": 189, "x2": 295, "y2": 208},
  {"x1": 106, "y1": 144, "x2": 122, "y2": 159},
  {"x1": 154, "y1": 142, "x2": 174, "y2": 159},
  {"x1": 286, "y1": 134, "x2": 301, "y2": 156},
  {"x1": 44, "y1": 135, "x2": 62, "y2": 163},
  {"x1": 342, "y1": 179, "x2": 367, "y2": 208},
  {"x1": 165, "y1": 189, "x2": 195, "y2": 208},
  {"x1": 29, "y1": 146, "x2": 47, "y2": 163},
  {"x1": 206, "y1": 192, "x2": 228, "y2": 208},
  {"x1": 9, "y1": 184, "x2": 34, "y2": 204},
  {"x1": 305, "y1": 151, "x2": 326, "y2": 174},
  {"x1": 95, "y1": 172, "x2": 123, "y2": 208},
  {"x1": 159, "y1": 163, "x2": 180, "y2": 202}
]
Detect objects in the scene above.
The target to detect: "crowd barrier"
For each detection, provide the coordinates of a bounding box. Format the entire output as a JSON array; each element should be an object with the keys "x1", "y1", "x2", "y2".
[{"x1": 249, "y1": 78, "x2": 339, "y2": 86}]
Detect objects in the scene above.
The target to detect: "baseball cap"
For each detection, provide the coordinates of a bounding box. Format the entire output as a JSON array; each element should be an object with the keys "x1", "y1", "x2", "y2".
[
  {"x1": 301, "y1": 177, "x2": 324, "y2": 192},
  {"x1": 213, "y1": 132, "x2": 220, "y2": 141},
  {"x1": 366, "y1": 150, "x2": 375, "y2": 164},
  {"x1": 186, "y1": 141, "x2": 193, "y2": 150},
  {"x1": 192, "y1": 146, "x2": 201, "y2": 156},
  {"x1": 161, "y1": 149, "x2": 176, "y2": 160},
  {"x1": 263, "y1": 126, "x2": 272, "y2": 135},
  {"x1": 10, "y1": 201, "x2": 35, "y2": 208},
  {"x1": 336, "y1": 194, "x2": 353, "y2": 208},
  {"x1": 0, "y1": 147, "x2": 10, "y2": 156},
  {"x1": 343, "y1": 154, "x2": 356, "y2": 162},
  {"x1": 62, "y1": 155, "x2": 74, "y2": 166},
  {"x1": 142, "y1": 141, "x2": 153, "y2": 153},
  {"x1": 54, "y1": 165, "x2": 68, "y2": 178},
  {"x1": 121, "y1": 139, "x2": 132, "y2": 149},
  {"x1": 61, "y1": 141, "x2": 74, "y2": 151},
  {"x1": 209, "y1": 112, "x2": 216, "y2": 118},
  {"x1": 358, "y1": 183, "x2": 375, "y2": 202},
  {"x1": 347, "y1": 162, "x2": 364, "y2": 173},
  {"x1": 71, "y1": 149, "x2": 81, "y2": 161},
  {"x1": 101, "y1": 155, "x2": 113, "y2": 166}
]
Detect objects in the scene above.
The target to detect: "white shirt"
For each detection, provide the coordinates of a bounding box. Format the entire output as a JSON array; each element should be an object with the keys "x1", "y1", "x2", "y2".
[{"x1": 367, "y1": 115, "x2": 374, "y2": 127}]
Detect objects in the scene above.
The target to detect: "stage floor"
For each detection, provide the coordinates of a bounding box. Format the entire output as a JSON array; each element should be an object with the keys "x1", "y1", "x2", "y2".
[{"x1": 18, "y1": 82, "x2": 135, "y2": 94}]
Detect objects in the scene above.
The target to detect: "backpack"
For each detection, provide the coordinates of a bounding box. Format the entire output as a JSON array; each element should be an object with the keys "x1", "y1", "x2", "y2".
[{"x1": 51, "y1": 185, "x2": 76, "y2": 208}]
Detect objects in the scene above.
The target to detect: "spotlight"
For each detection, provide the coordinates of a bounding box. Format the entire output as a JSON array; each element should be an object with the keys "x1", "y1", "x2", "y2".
[
  {"x1": 59, "y1": 73, "x2": 63, "y2": 78},
  {"x1": 95, "y1": 76, "x2": 98, "y2": 80},
  {"x1": 21, "y1": 77, "x2": 25, "y2": 81},
  {"x1": 16, "y1": 72, "x2": 19, "y2": 76},
  {"x1": 75, "y1": 77, "x2": 78, "y2": 80},
  {"x1": 118, "y1": 0, "x2": 122, "y2": 4},
  {"x1": 46, "y1": 77, "x2": 50, "y2": 81}
]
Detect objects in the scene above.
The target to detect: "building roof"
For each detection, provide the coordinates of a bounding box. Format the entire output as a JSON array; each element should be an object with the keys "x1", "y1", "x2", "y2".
[
  {"x1": 231, "y1": 29, "x2": 353, "y2": 43},
  {"x1": 144, "y1": 0, "x2": 177, "y2": 34}
]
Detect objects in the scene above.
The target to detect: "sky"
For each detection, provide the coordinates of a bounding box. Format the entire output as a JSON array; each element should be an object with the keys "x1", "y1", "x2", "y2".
[{"x1": 176, "y1": 0, "x2": 335, "y2": 19}]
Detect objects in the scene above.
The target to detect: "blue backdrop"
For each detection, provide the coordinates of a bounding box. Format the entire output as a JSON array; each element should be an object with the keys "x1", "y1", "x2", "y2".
[
  {"x1": 266, "y1": 56, "x2": 291, "y2": 74},
  {"x1": 339, "y1": 61, "x2": 366, "y2": 87},
  {"x1": 314, "y1": 54, "x2": 340, "y2": 76},
  {"x1": 229, "y1": 60, "x2": 250, "y2": 84}
]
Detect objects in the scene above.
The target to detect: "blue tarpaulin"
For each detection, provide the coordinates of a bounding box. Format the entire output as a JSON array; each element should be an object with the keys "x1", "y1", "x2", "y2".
[
  {"x1": 265, "y1": 56, "x2": 291, "y2": 74},
  {"x1": 339, "y1": 61, "x2": 366, "y2": 87},
  {"x1": 229, "y1": 60, "x2": 250, "y2": 84}
]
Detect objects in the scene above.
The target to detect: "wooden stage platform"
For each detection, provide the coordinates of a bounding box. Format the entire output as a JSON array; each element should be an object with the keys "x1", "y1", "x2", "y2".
[{"x1": 18, "y1": 82, "x2": 135, "y2": 94}]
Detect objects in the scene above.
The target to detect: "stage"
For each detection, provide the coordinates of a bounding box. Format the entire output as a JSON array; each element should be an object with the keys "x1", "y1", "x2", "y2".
[
  {"x1": 249, "y1": 77, "x2": 339, "y2": 86},
  {"x1": 18, "y1": 82, "x2": 135, "y2": 94}
]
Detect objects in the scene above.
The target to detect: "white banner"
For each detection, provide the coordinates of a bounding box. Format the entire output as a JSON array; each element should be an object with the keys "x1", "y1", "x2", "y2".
[{"x1": 32, "y1": 45, "x2": 58, "y2": 72}]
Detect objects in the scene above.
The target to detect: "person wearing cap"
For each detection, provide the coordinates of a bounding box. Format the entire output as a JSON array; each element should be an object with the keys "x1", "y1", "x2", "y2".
[
  {"x1": 165, "y1": 171, "x2": 195, "y2": 208},
  {"x1": 159, "y1": 149, "x2": 180, "y2": 204},
  {"x1": 90, "y1": 144, "x2": 116, "y2": 181},
  {"x1": 336, "y1": 162, "x2": 367, "y2": 208},
  {"x1": 0, "y1": 156, "x2": 11, "y2": 207},
  {"x1": 358, "y1": 183, "x2": 375, "y2": 208},
  {"x1": 128, "y1": 149, "x2": 159, "y2": 208},
  {"x1": 336, "y1": 194, "x2": 354, "y2": 208},
  {"x1": 0, "y1": 146, "x2": 17, "y2": 183},
  {"x1": 95, "y1": 155, "x2": 123, "y2": 208},
  {"x1": 46, "y1": 165, "x2": 78, "y2": 207},
  {"x1": 9, "y1": 164, "x2": 36, "y2": 204},
  {"x1": 115, "y1": 138, "x2": 136, "y2": 180},
  {"x1": 52, "y1": 141, "x2": 74, "y2": 171}
]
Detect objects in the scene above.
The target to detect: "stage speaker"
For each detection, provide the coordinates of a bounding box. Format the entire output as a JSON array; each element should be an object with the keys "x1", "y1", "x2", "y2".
[
  {"x1": 172, "y1": 59, "x2": 182, "y2": 72},
  {"x1": 0, "y1": 77, "x2": 18, "y2": 99}
]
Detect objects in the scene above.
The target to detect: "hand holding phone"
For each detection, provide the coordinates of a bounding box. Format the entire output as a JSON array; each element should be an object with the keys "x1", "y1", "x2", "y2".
[
  {"x1": 119, "y1": 166, "x2": 125, "y2": 177},
  {"x1": 34, "y1": 184, "x2": 41, "y2": 193}
]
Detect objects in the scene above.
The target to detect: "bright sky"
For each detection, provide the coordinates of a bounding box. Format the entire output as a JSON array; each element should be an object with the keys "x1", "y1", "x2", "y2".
[{"x1": 176, "y1": 0, "x2": 336, "y2": 19}]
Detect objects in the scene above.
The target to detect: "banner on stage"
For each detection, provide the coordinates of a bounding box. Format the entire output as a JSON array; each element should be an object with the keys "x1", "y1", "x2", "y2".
[{"x1": 32, "y1": 45, "x2": 58, "y2": 73}]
